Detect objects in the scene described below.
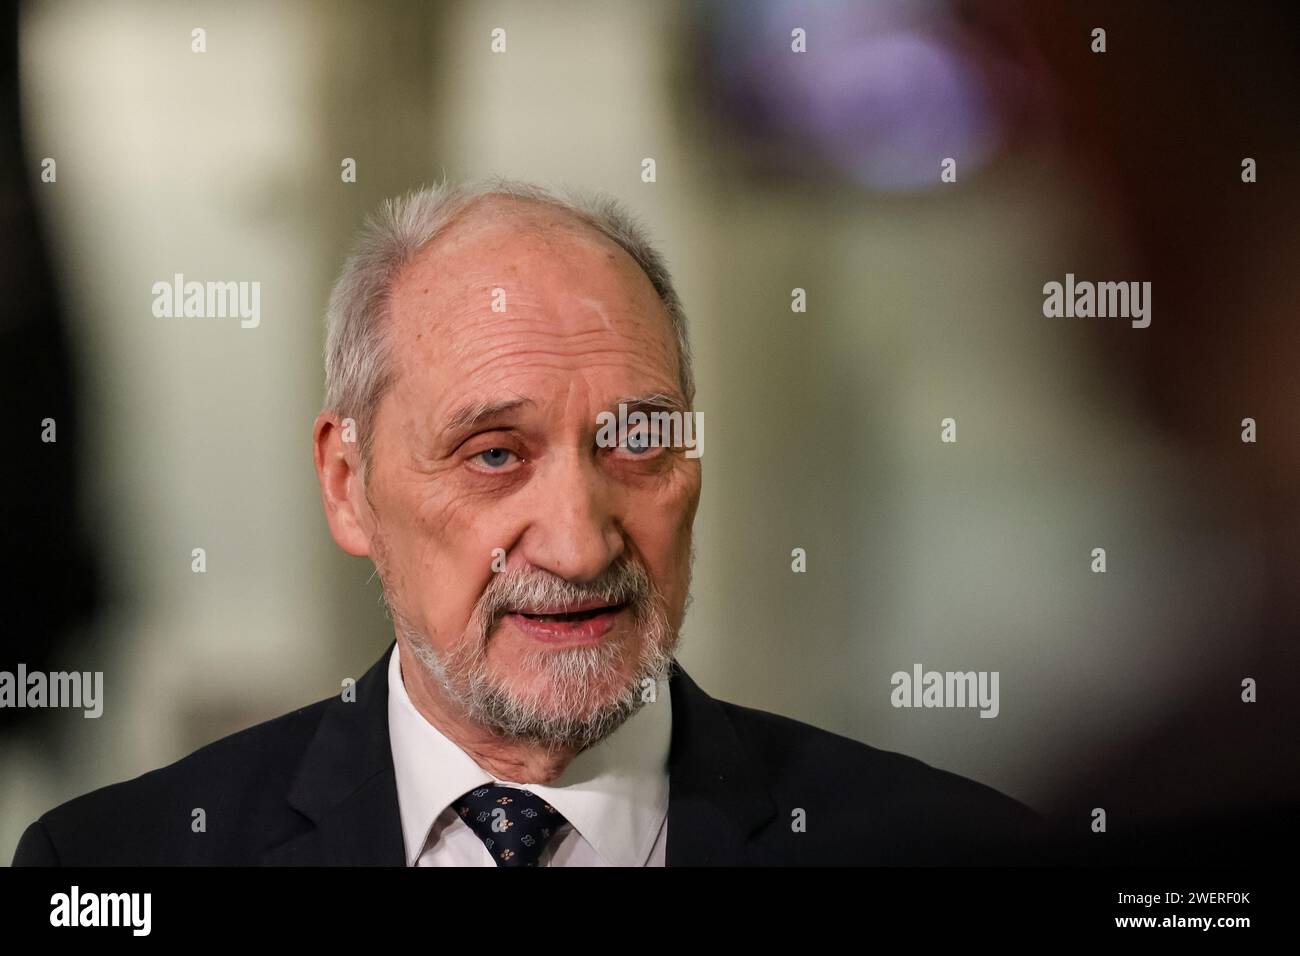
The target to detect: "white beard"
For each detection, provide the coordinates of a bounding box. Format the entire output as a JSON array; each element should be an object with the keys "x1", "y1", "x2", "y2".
[{"x1": 388, "y1": 559, "x2": 680, "y2": 752}]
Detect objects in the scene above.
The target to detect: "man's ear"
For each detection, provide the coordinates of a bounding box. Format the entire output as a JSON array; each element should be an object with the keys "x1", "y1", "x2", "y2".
[{"x1": 313, "y1": 412, "x2": 373, "y2": 557}]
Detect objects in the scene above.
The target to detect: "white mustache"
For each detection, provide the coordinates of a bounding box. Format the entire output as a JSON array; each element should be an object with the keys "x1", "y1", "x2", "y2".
[{"x1": 478, "y1": 560, "x2": 653, "y2": 634}]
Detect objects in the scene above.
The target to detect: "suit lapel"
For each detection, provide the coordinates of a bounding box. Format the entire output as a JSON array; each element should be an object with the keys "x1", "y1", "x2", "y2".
[
  {"x1": 665, "y1": 662, "x2": 778, "y2": 865},
  {"x1": 260, "y1": 645, "x2": 778, "y2": 866},
  {"x1": 261, "y1": 643, "x2": 406, "y2": 866}
]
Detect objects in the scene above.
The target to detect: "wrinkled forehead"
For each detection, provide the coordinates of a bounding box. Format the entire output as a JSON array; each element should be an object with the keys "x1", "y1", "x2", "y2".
[{"x1": 383, "y1": 203, "x2": 682, "y2": 412}]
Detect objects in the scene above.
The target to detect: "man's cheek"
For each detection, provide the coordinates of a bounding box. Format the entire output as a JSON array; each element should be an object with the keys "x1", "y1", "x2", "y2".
[
  {"x1": 412, "y1": 492, "x2": 509, "y2": 584},
  {"x1": 645, "y1": 489, "x2": 697, "y2": 561},
  {"x1": 464, "y1": 525, "x2": 521, "y2": 625},
  {"x1": 464, "y1": 499, "x2": 533, "y2": 568},
  {"x1": 653, "y1": 462, "x2": 701, "y2": 527}
]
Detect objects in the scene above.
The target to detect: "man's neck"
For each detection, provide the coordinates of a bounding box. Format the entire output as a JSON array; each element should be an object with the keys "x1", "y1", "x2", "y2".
[{"x1": 396, "y1": 640, "x2": 578, "y2": 784}]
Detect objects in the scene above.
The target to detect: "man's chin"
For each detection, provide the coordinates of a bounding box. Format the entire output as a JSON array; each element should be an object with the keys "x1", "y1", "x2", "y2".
[
  {"x1": 472, "y1": 696, "x2": 639, "y2": 752},
  {"x1": 479, "y1": 660, "x2": 644, "y2": 730},
  {"x1": 403, "y1": 602, "x2": 676, "y2": 749}
]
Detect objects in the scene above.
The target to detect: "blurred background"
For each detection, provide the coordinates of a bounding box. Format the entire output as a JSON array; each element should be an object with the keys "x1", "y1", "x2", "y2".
[{"x1": 3, "y1": 0, "x2": 1298, "y2": 864}]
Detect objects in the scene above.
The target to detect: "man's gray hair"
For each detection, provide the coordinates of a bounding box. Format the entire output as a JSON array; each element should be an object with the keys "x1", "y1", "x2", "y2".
[{"x1": 322, "y1": 176, "x2": 694, "y2": 475}]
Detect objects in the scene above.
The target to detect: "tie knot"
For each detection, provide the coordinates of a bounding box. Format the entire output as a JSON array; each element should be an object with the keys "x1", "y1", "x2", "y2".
[{"x1": 453, "y1": 784, "x2": 569, "y2": 867}]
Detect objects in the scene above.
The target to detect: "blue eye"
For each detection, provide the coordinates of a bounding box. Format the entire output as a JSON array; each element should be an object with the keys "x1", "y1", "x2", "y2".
[
  {"x1": 477, "y1": 448, "x2": 514, "y2": 468},
  {"x1": 625, "y1": 430, "x2": 654, "y2": 454}
]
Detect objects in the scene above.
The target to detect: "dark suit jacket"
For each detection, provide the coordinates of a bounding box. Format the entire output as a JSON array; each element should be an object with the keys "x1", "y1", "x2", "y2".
[{"x1": 12, "y1": 643, "x2": 1042, "y2": 865}]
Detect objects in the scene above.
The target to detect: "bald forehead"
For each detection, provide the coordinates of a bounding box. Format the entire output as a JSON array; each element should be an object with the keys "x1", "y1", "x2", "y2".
[
  {"x1": 383, "y1": 194, "x2": 681, "y2": 400},
  {"x1": 392, "y1": 194, "x2": 664, "y2": 322}
]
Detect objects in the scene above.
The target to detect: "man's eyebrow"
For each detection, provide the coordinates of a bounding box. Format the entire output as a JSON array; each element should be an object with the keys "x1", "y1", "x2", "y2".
[
  {"x1": 611, "y1": 393, "x2": 689, "y2": 415},
  {"x1": 442, "y1": 397, "x2": 534, "y2": 437}
]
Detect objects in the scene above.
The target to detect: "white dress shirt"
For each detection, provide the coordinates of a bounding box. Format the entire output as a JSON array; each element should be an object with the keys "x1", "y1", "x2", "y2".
[{"x1": 386, "y1": 645, "x2": 672, "y2": 866}]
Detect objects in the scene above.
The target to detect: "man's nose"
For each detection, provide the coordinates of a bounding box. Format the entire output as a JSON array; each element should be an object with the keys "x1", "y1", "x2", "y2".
[{"x1": 519, "y1": 454, "x2": 624, "y2": 584}]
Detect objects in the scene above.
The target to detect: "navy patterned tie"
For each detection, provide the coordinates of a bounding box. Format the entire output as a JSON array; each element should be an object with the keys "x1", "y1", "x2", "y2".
[{"x1": 454, "y1": 784, "x2": 568, "y2": 867}]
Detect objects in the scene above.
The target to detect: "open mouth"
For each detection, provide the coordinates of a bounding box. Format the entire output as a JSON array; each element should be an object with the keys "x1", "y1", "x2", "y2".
[
  {"x1": 504, "y1": 601, "x2": 630, "y2": 645},
  {"x1": 515, "y1": 602, "x2": 627, "y2": 623}
]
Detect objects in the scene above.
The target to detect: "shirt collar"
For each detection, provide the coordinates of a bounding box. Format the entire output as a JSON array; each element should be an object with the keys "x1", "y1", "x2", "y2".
[{"x1": 387, "y1": 643, "x2": 672, "y2": 867}]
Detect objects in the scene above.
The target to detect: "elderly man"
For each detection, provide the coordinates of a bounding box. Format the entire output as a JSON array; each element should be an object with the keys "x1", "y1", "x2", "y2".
[{"x1": 13, "y1": 179, "x2": 1039, "y2": 866}]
